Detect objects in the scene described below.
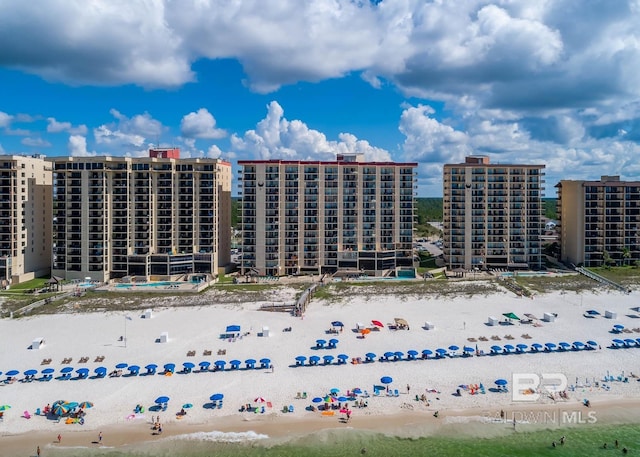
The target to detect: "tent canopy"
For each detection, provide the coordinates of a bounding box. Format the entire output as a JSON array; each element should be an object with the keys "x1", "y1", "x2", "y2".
[{"x1": 502, "y1": 312, "x2": 520, "y2": 320}]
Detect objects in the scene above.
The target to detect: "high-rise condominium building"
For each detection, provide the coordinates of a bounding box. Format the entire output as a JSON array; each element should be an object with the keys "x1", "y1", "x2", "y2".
[
  {"x1": 0, "y1": 155, "x2": 52, "y2": 286},
  {"x1": 238, "y1": 154, "x2": 417, "y2": 277},
  {"x1": 50, "y1": 152, "x2": 231, "y2": 282},
  {"x1": 556, "y1": 176, "x2": 640, "y2": 267},
  {"x1": 443, "y1": 155, "x2": 545, "y2": 270}
]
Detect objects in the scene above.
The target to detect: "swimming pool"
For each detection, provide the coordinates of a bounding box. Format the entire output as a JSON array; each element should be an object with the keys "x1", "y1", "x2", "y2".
[
  {"x1": 115, "y1": 281, "x2": 183, "y2": 289},
  {"x1": 500, "y1": 272, "x2": 553, "y2": 278}
]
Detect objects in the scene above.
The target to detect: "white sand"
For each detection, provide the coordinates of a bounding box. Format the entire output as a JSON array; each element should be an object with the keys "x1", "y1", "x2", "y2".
[{"x1": 1, "y1": 283, "x2": 640, "y2": 438}]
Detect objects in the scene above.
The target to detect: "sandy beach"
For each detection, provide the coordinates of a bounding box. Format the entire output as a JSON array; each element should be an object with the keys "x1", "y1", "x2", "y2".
[{"x1": 2, "y1": 281, "x2": 640, "y2": 454}]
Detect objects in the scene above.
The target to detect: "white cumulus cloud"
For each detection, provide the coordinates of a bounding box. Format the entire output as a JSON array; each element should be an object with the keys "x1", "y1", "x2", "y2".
[
  {"x1": 180, "y1": 108, "x2": 226, "y2": 139},
  {"x1": 231, "y1": 101, "x2": 391, "y2": 162}
]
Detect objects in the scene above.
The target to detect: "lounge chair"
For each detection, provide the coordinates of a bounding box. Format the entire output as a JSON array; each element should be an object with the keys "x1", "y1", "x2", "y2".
[
  {"x1": 203, "y1": 349, "x2": 212, "y2": 356},
  {"x1": 282, "y1": 405, "x2": 289, "y2": 413},
  {"x1": 187, "y1": 350, "x2": 196, "y2": 357},
  {"x1": 288, "y1": 405, "x2": 294, "y2": 413}
]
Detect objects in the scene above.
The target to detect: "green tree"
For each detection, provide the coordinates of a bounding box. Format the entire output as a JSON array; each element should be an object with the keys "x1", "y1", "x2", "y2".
[{"x1": 622, "y1": 247, "x2": 631, "y2": 266}]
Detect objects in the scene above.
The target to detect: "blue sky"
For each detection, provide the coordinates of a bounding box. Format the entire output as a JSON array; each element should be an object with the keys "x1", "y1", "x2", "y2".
[{"x1": 1, "y1": 1, "x2": 640, "y2": 196}]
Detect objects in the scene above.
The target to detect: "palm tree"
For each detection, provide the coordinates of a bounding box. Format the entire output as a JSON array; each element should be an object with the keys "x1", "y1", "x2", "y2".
[
  {"x1": 602, "y1": 250, "x2": 613, "y2": 269},
  {"x1": 622, "y1": 247, "x2": 631, "y2": 266}
]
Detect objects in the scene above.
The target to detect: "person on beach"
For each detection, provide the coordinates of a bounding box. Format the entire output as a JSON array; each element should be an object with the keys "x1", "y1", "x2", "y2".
[
  {"x1": 57, "y1": 434, "x2": 61, "y2": 443},
  {"x1": 37, "y1": 445, "x2": 41, "y2": 456},
  {"x1": 99, "y1": 431, "x2": 103, "y2": 443},
  {"x1": 406, "y1": 384, "x2": 410, "y2": 394}
]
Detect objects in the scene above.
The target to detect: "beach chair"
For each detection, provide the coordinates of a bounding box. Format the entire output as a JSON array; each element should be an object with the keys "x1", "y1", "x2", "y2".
[
  {"x1": 394, "y1": 389, "x2": 399, "y2": 397},
  {"x1": 23, "y1": 410, "x2": 31, "y2": 419},
  {"x1": 288, "y1": 405, "x2": 294, "y2": 413},
  {"x1": 261, "y1": 406, "x2": 265, "y2": 414}
]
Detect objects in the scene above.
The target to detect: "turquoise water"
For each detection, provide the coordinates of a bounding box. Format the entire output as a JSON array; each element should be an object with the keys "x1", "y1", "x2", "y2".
[
  {"x1": 44, "y1": 422, "x2": 640, "y2": 456},
  {"x1": 115, "y1": 282, "x2": 181, "y2": 289},
  {"x1": 500, "y1": 272, "x2": 553, "y2": 278}
]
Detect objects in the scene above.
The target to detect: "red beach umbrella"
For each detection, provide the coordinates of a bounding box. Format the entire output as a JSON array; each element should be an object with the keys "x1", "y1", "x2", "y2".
[{"x1": 371, "y1": 320, "x2": 384, "y2": 328}]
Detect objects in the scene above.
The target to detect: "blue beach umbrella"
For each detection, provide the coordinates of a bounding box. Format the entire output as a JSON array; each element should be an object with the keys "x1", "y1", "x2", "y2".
[
  {"x1": 338, "y1": 396, "x2": 348, "y2": 402},
  {"x1": 383, "y1": 351, "x2": 395, "y2": 360},
  {"x1": 260, "y1": 358, "x2": 271, "y2": 365},
  {"x1": 407, "y1": 350, "x2": 419, "y2": 358},
  {"x1": 5, "y1": 370, "x2": 19, "y2": 377},
  {"x1": 558, "y1": 342, "x2": 571, "y2": 349},
  {"x1": 365, "y1": 352, "x2": 377, "y2": 361},
  {"x1": 614, "y1": 324, "x2": 625, "y2": 330},
  {"x1": 337, "y1": 354, "x2": 349, "y2": 361},
  {"x1": 215, "y1": 360, "x2": 227, "y2": 368},
  {"x1": 199, "y1": 361, "x2": 211, "y2": 369},
  {"x1": 309, "y1": 355, "x2": 321, "y2": 364},
  {"x1": 60, "y1": 367, "x2": 74, "y2": 374},
  {"x1": 380, "y1": 376, "x2": 393, "y2": 384},
  {"x1": 435, "y1": 348, "x2": 447, "y2": 355},
  {"x1": 312, "y1": 397, "x2": 323, "y2": 403},
  {"x1": 24, "y1": 369, "x2": 38, "y2": 376},
  {"x1": 127, "y1": 365, "x2": 140, "y2": 375},
  {"x1": 545, "y1": 343, "x2": 557, "y2": 350},
  {"x1": 503, "y1": 344, "x2": 515, "y2": 352},
  {"x1": 245, "y1": 358, "x2": 257, "y2": 365},
  {"x1": 573, "y1": 341, "x2": 585, "y2": 349},
  {"x1": 163, "y1": 363, "x2": 176, "y2": 372},
  {"x1": 329, "y1": 338, "x2": 339, "y2": 346},
  {"x1": 115, "y1": 362, "x2": 128, "y2": 369},
  {"x1": 323, "y1": 355, "x2": 335, "y2": 364},
  {"x1": 463, "y1": 347, "x2": 474, "y2": 354},
  {"x1": 531, "y1": 343, "x2": 543, "y2": 351},
  {"x1": 516, "y1": 344, "x2": 528, "y2": 351},
  {"x1": 624, "y1": 338, "x2": 637, "y2": 346},
  {"x1": 183, "y1": 362, "x2": 195, "y2": 369},
  {"x1": 331, "y1": 321, "x2": 344, "y2": 327},
  {"x1": 491, "y1": 345, "x2": 502, "y2": 353},
  {"x1": 295, "y1": 356, "x2": 306, "y2": 365},
  {"x1": 495, "y1": 379, "x2": 508, "y2": 386},
  {"x1": 76, "y1": 368, "x2": 90, "y2": 376},
  {"x1": 155, "y1": 396, "x2": 170, "y2": 404},
  {"x1": 316, "y1": 339, "x2": 327, "y2": 346},
  {"x1": 612, "y1": 339, "x2": 625, "y2": 346},
  {"x1": 393, "y1": 351, "x2": 404, "y2": 359},
  {"x1": 422, "y1": 349, "x2": 433, "y2": 356},
  {"x1": 448, "y1": 345, "x2": 460, "y2": 352},
  {"x1": 210, "y1": 393, "x2": 224, "y2": 401},
  {"x1": 586, "y1": 341, "x2": 598, "y2": 347},
  {"x1": 94, "y1": 367, "x2": 107, "y2": 376},
  {"x1": 42, "y1": 368, "x2": 55, "y2": 375},
  {"x1": 330, "y1": 388, "x2": 340, "y2": 394}
]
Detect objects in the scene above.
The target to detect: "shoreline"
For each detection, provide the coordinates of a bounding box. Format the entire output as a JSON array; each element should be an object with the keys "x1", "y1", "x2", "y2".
[{"x1": 4, "y1": 397, "x2": 640, "y2": 455}]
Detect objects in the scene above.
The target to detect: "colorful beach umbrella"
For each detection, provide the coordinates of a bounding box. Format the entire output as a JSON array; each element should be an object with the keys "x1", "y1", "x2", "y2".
[
  {"x1": 0, "y1": 405, "x2": 11, "y2": 411},
  {"x1": 52, "y1": 403, "x2": 69, "y2": 416},
  {"x1": 502, "y1": 312, "x2": 520, "y2": 320},
  {"x1": 79, "y1": 401, "x2": 94, "y2": 409}
]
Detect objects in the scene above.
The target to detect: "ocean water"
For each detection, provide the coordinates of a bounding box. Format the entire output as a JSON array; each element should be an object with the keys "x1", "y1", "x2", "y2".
[{"x1": 44, "y1": 423, "x2": 640, "y2": 457}]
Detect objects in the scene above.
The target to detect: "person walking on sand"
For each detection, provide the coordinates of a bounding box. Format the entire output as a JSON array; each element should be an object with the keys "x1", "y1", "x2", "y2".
[
  {"x1": 99, "y1": 431, "x2": 103, "y2": 444},
  {"x1": 37, "y1": 445, "x2": 41, "y2": 456},
  {"x1": 57, "y1": 434, "x2": 61, "y2": 443}
]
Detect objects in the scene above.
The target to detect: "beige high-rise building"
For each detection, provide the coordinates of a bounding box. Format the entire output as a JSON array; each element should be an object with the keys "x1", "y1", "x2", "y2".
[
  {"x1": 238, "y1": 154, "x2": 417, "y2": 277},
  {"x1": 0, "y1": 155, "x2": 52, "y2": 286},
  {"x1": 443, "y1": 155, "x2": 545, "y2": 271},
  {"x1": 50, "y1": 152, "x2": 231, "y2": 282},
  {"x1": 557, "y1": 176, "x2": 640, "y2": 267}
]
